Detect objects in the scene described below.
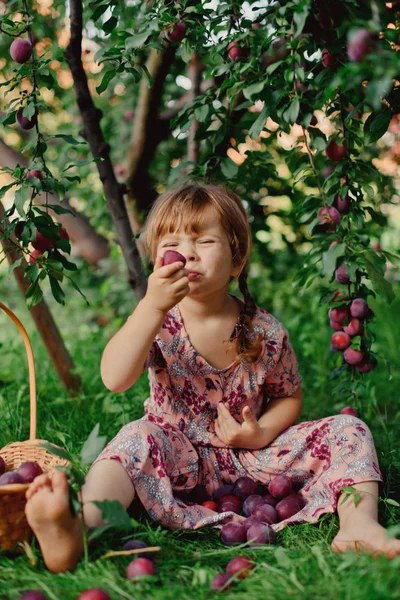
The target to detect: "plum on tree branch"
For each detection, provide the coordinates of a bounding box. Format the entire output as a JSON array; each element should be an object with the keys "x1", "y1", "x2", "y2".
[
  {"x1": 0, "y1": 137, "x2": 110, "y2": 265},
  {"x1": 0, "y1": 201, "x2": 81, "y2": 394},
  {"x1": 65, "y1": 0, "x2": 147, "y2": 300}
]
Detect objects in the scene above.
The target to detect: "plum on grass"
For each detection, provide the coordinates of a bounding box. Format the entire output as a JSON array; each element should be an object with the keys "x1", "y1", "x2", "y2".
[
  {"x1": 242, "y1": 494, "x2": 264, "y2": 517},
  {"x1": 210, "y1": 573, "x2": 232, "y2": 590},
  {"x1": 252, "y1": 503, "x2": 278, "y2": 524},
  {"x1": 220, "y1": 522, "x2": 247, "y2": 546},
  {"x1": 126, "y1": 557, "x2": 156, "y2": 580},
  {"x1": 76, "y1": 589, "x2": 111, "y2": 600},
  {"x1": 0, "y1": 471, "x2": 24, "y2": 485},
  {"x1": 18, "y1": 593, "x2": 48, "y2": 600},
  {"x1": 247, "y1": 523, "x2": 276, "y2": 546},
  {"x1": 0, "y1": 456, "x2": 5, "y2": 475},
  {"x1": 275, "y1": 493, "x2": 304, "y2": 521},
  {"x1": 122, "y1": 538, "x2": 152, "y2": 559},
  {"x1": 162, "y1": 250, "x2": 186, "y2": 266},
  {"x1": 268, "y1": 474, "x2": 292, "y2": 499},
  {"x1": 17, "y1": 461, "x2": 43, "y2": 483},
  {"x1": 226, "y1": 556, "x2": 254, "y2": 579},
  {"x1": 233, "y1": 476, "x2": 258, "y2": 500},
  {"x1": 243, "y1": 515, "x2": 262, "y2": 531}
]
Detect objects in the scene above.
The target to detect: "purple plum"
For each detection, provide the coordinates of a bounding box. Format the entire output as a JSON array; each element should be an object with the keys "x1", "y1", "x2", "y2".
[
  {"x1": 17, "y1": 461, "x2": 43, "y2": 483},
  {"x1": 275, "y1": 493, "x2": 304, "y2": 521},
  {"x1": 247, "y1": 523, "x2": 276, "y2": 546},
  {"x1": 123, "y1": 539, "x2": 152, "y2": 559},
  {"x1": 252, "y1": 503, "x2": 278, "y2": 524},
  {"x1": 242, "y1": 494, "x2": 265, "y2": 517},
  {"x1": 126, "y1": 557, "x2": 156, "y2": 580},
  {"x1": 210, "y1": 573, "x2": 232, "y2": 589},
  {"x1": 220, "y1": 522, "x2": 247, "y2": 546},
  {"x1": 213, "y1": 484, "x2": 234, "y2": 501},
  {"x1": 233, "y1": 476, "x2": 258, "y2": 500},
  {"x1": 76, "y1": 590, "x2": 111, "y2": 600},
  {"x1": 269, "y1": 475, "x2": 292, "y2": 499},
  {"x1": 0, "y1": 471, "x2": 24, "y2": 485},
  {"x1": 226, "y1": 555, "x2": 254, "y2": 579}
]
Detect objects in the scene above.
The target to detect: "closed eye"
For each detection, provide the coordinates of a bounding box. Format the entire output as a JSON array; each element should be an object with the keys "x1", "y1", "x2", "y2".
[{"x1": 198, "y1": 240, "x2": 214, "y2": 244}]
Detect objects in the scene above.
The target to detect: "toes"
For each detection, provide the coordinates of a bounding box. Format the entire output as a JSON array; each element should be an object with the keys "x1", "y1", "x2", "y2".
[
  {"x1": 51, "y1": 469, "x2": 70, "y2": 495},
  {"x1": 25, "y1": 473, "x2": 52, "y2": 499}
]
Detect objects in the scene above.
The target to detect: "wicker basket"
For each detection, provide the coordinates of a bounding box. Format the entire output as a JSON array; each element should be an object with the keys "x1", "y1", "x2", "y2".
[{"x1": 0, "y1": 302, "x2": 70, "y2": 551}]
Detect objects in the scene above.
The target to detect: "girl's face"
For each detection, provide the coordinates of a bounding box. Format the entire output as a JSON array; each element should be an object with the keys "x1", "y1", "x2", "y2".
[{"x1": 156, "y1": 207, "x2": 240, "y2": 299}]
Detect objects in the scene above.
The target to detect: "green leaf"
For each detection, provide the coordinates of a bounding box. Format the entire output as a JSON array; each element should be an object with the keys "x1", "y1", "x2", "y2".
[
  {"x1": 243, "y1": 81, "x2": 265, "y2": 100},
  {"x1": 220, "y1": 159, "x2": 239, "y2": 179},
  {"x1": 194, "y1": 105, "x2": 209, "y2": 123},
  {"x1": 49, "y1": 274, "x2": 66, "y2": 305},
  {"x1": 385, "y1": 498, "x2": 400, "y2": 507},
  {"x1": 125, "y1": 31, "x2": 151, "y2": 49},
  {"x1": 40, "y1": 442, "x2": 72, "y2": 462},
  {"x1": 364, "y1": 108, "x2": 392, "y2": 143},
  {"x1": 25, "y1": 279, "x2": 43, "y2": 308},
  {"x1": 322, "y1": 243, "x2": 346, "y2": 279},
  {"x1": 96, "y1": 69, "x2": 117, "y2": 95},
  {"x1": 88, "y1": 500, "x2": 132, "y2": 541},
  {"x1": 51, "y1": 134, "x2": 86, "y2": 145},
  {"x1": 363, "y1": 252, "x2": 395, "y2": 305},
  {"x1": 248, "y1": 104, "x2": 268, "y2": 139},
  {"x1": 80, "y1": 423, "x2": 107, "y2": 467},
  {"x1": 283, "y1": 98, "x2": 300, "y2": 124},
  {"x1": 14, "y1": 186, "x2": 30, "y2": 217}
]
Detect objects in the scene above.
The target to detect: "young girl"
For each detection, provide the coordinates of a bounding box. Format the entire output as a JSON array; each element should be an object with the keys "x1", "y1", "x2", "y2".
[{"x1": 26, "y1": 183, "x2": 400, "y2": 572}]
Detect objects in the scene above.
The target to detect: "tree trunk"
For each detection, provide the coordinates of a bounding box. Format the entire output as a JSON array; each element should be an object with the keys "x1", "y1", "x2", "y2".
[
  {"x1": 0, "y1": 202, "x2": 81, "y2": 394},
  {"x1": 0, "y1": 138, "x2": 110, "y2": 266},
  {"x1": 66, "y1": 0, "x2": 147, "y2": 301}
]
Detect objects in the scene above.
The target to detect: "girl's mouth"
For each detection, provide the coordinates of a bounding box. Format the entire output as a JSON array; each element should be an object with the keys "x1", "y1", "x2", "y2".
[{"x1": 188, "y1": 271, "x2": 201, "y2": 281}]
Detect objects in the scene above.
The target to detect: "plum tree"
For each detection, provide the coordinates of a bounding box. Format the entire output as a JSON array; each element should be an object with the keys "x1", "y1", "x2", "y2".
[
  {"x1": 350, "y1": 298, "x2": 369, "y2": 318},
  {"x1": 333, "y1": 195, "x2": 351, "y2": 213},
  {"x1": 328, "y1": 306, "x2": 349, "y2": 325},
  {"x1": 344, "y1": 318, "x2": 362, "y2": 336},
  {"x1": 356, "y1": 355, "x2": 377, "y2": 373},
  {"x1": 10, "y1": 38, "x2": 32, "y2": 63},
  {"x1": 321, "y1": 49, "x2": 336, "y2": 69},
  {"x1": 317, "y1": 206, "x2": 341, "y2": 230},
  {"x1": 335, "y1": 263, "x2": 350, "y2": 284},
  {"x1": 27, "y1": 169, "x2": 43, "y2": 180},
  {"x1": 16, "y1": 108, "x2": 37, "y2": 130},
  {"x1": 325, "y1": 139, "x2": 348, "y2": 162},
  {"x1": 32, "y1": 231, "x2": 55, "y2": 252}
]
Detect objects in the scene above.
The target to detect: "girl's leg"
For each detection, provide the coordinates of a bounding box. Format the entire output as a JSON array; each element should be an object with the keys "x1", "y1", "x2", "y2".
[
  {"x1": 25, "y1": 459, "x2": 135, "y2": 573},
  {"x1": 332, "y1": 480, "x2": 400, "y2": 558}
]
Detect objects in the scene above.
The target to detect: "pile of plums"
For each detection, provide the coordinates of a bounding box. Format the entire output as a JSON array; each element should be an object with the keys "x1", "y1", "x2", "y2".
[
  {"x1": 202, "y1": 475, "x2": 305, "y2": 546},
  {"x1": 0, "y1": 457, "x2": 43, "y2": 485}
]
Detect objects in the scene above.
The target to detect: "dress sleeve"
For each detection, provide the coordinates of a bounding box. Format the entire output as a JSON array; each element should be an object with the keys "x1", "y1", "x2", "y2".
[{"x1": 264, "y1": 328, "x2": 302, "y2": 399}]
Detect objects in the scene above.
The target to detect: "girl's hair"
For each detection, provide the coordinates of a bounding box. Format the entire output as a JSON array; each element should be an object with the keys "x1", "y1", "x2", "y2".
[{"x1": 143, "y1": 183, "x2": 263, "y2": 362}]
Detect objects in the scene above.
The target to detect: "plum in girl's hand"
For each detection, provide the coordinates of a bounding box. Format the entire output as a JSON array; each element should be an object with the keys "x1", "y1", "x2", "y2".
[{"x1": 162, "y1": 250, "x2": 186, "y2": 266}]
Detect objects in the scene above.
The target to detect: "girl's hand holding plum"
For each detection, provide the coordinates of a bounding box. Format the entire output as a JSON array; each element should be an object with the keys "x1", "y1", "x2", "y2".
[
  {"x1": 214, "y1": 404, "x2": 267, "y2": 450},
  {"x1": 145, "y1": 255, "x2": 190, "y2": 314}
]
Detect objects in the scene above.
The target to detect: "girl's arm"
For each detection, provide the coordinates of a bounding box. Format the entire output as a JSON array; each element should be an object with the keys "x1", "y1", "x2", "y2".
[
  {"x1": 100, "y1": 257, "x2": 189, "y2": 393},
  {"x1": 256, "y1": 385, "x2": 303, "y2": 447}
]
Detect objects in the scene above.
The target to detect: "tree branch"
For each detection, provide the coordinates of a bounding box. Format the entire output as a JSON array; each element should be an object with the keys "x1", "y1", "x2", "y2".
[{"x1": 65, "y1": 0, "x2": 147, "y2": 300}]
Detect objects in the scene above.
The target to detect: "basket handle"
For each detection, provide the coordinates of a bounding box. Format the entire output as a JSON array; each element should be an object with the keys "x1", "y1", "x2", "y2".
[{"x1": 0, "y1": 302, "x2": 36, "y2": 440}]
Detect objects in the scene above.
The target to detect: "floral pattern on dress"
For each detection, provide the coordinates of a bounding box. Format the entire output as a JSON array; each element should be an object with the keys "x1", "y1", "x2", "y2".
[{"x1": 96, "y1": 299, "x2": 382, "y2": 532}]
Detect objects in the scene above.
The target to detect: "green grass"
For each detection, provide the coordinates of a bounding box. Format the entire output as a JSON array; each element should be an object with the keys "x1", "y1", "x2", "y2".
[{"x1": 0, "y1": 262, "x2": 400, "y2": 600}]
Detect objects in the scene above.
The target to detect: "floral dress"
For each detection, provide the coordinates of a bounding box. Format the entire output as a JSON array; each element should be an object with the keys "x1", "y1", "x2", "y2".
[{"x1": 95, "y1": 300, "x2": 382, "y2": 531}]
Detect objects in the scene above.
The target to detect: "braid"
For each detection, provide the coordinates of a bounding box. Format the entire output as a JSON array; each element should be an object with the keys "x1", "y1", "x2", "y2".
[{"x1": 229, "y1": 269, "x2": 263, "y2": 362}]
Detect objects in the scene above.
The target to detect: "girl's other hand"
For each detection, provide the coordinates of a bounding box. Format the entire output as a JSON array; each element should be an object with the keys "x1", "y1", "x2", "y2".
[
  {"x1": 214, "y1": 403, "x2": 267, "y2": 450},
  {"x1": 144, "y1": 255, "x2": 190, "y2": 314}
]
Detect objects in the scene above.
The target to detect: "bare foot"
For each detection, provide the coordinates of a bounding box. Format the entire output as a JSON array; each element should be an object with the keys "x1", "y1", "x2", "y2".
[
  {"x1": 331, "y1": 517, "x2": 400, "y2": 560},
  {"x1": 25, "y1": 470, "x2": 84, "y2": 573}
]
